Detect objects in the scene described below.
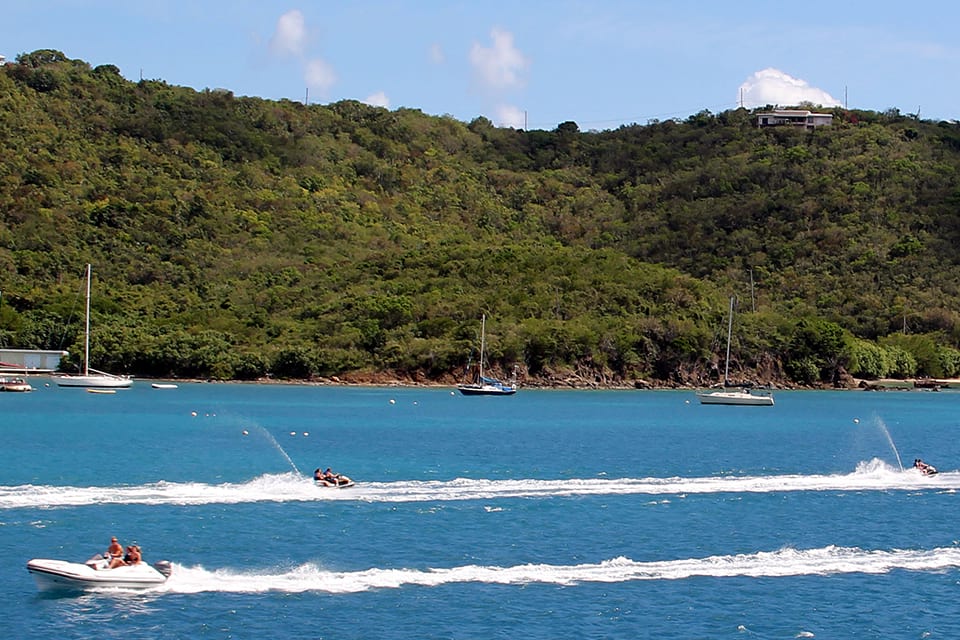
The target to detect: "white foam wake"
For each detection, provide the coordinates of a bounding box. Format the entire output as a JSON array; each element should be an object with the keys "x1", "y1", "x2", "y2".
[
  {"x1": 144, "y1": 545, "x2": 960, "y2": 594},
  {"x1": 1, "y1": 459, "x2": 954, "y2": 510}
]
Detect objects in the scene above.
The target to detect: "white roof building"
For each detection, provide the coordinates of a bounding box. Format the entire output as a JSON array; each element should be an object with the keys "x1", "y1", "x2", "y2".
[{"x1": 755, "y1": 109, "x2": 833, "y2": 130}]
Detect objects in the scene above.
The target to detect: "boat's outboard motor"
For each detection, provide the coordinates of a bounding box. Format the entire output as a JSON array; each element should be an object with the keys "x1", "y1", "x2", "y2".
[
  {"x1": 153, "y1": 560, "x2": 173, "y2": 578},
  {"x1": 85, "y1": 553, "x2": 110, "y2": 570}
]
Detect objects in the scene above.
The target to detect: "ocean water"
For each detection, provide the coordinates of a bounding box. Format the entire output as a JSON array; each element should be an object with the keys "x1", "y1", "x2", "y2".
[{"x1": 2, "y1": 382, "x2": 959, "y2": 638}]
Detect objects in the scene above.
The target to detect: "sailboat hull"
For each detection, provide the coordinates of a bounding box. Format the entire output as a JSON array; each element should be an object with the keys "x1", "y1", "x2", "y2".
[
  {"x1": 457, "y1": 383, "x2": 517, "y2": 396},
  {"x1": 56, "y1": 375, "x2": 133, "y2": 388},
  {"x1": 696, "y1": 389, "x2": 774, "y2": 406}
]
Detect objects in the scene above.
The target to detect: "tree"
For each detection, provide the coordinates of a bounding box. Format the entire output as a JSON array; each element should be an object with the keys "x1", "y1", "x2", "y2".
[
  {"x1": 16, "y1": 49, "x2": 68, "y2": 67},
  {"x1": 787, "y1": 319, "x2": 847, "y2": 383}
]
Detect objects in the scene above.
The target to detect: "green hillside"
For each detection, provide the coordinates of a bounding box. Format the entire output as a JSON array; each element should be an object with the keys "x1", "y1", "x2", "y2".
[{"x1": 2, "y1": 49, "x2": 960, "y2": 387}]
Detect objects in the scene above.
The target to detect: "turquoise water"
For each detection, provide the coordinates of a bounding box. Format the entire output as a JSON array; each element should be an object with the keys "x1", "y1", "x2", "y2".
[{"x1": 3, "y1": 382, "x2": 959, "y2": 638}]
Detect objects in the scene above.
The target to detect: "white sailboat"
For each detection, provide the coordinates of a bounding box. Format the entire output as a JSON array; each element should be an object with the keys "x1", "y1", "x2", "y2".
[
  {"x1": 696, "y1": 296, "x2": 773, "y2": 406},
  {"x1": 55, "y1": 265, "x2": 133, "y2": 389},
  {"x1": 457, "y1": 314, "x2": 517, "y2": 396}
]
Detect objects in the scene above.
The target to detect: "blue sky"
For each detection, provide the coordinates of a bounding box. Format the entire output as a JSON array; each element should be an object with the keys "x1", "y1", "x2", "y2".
[{"x1": 2, "y1": 1, "x2": 957, "y2": 130}]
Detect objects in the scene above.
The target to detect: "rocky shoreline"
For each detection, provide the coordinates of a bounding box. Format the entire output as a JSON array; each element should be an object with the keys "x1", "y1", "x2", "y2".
[{"x1": 228, "y1": 369, "x2": 960, "y2": 392}]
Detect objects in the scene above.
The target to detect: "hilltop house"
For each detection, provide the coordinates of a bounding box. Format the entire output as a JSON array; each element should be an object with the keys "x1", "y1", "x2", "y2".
[{"x1": 755, "y1": 109, "x2": 833, "y2": 130}]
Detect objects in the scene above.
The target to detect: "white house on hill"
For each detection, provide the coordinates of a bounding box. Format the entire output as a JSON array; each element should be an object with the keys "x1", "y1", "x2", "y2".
[{"x1": 755, "y1": 109, "x2": 833, "y2": 130}]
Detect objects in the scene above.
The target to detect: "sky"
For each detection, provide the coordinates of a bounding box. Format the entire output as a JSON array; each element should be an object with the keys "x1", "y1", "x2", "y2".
[{"x1": 2, "y1": 1, "x2": 958, "y2": 131}]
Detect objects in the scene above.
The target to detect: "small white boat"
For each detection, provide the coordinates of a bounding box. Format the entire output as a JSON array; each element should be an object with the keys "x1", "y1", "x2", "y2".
[
  {"x1": 86, "y1": 388, "x2": 116, "y2": 395},
  {"x1": 151, "y1": 383, "x2": 178, "y2": 389},
  {"x1": 0, "y1": 376, "x2": 33, "y2": 392},
  {"x1": 26, "y1": 554, "x2": 172, "y2": 592}
]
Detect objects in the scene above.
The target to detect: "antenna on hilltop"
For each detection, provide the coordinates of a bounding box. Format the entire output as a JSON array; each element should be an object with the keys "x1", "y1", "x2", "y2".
[{"x1": 305, "y1": 88, "x2": 309, "y2": 106}]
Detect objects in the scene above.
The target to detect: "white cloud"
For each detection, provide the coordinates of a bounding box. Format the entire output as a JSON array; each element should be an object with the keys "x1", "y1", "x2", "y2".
[
  {"x1": 429, "y1": 43, "x2": 445, "y2": 65},
  {"x1": 495, "y1": 104, "x2": 526, "y2": 129},
  {"x1": 469, "y1": 28, "x2": 529, "y2": 90},
  {"x1": 269, "y1": 10, "x2": 307, "y2": 57},
  {"x1": 363, "y1": 91, "x2": 390, "y2": 108},
  {"x1": 738, "y1": 68, "x2": 841, "y2": 109},
  {"x1": 305, "y1": 58, "x2": 337, "y2": 93},
  {"x1": 265, "y1": 11, "x2": 338, "y2": 97}
]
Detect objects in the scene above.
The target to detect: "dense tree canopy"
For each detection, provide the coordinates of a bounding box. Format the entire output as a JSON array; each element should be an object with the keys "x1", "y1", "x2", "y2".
[{"x1": 2, "y1": 50, "x2": 959, "y2": 386}]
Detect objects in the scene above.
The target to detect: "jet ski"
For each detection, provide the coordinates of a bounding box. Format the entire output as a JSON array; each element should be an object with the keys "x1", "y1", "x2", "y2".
[
  {"x1": 313, "y1": 468, "x2": 355, "y2": 488},
  {"x1": 913, "y1": 459, "x2": 938, "y2": 476},
  {"x1": 315, "y1": 475, "x2": 355, "y2": 488},
  {"x1": 26, "y1": 553, "x2": 173, "y2": 592}
]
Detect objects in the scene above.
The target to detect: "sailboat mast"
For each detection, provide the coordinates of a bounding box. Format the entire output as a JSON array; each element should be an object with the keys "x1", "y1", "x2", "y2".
[
  {"x1": 83, "y1": 263, "x2": 91, "y2": 376},
  {"x1": 723, "y1": 296, "x2": 734, "y2": 385},
  {"x1": 479, "y1": 314, "x2": 486, "y2": 380}
]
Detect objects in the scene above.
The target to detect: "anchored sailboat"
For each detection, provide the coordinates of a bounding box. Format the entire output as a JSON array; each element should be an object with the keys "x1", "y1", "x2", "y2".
[
  {"x1": 457, "y1": 314, "x2": 517, "y2": 396},
  {"x1": 55, "y1": 265, "x2": 133, "y2": 389},
  {"x1": 696, "y1": 296, "x2": 772, "y2": 406}
]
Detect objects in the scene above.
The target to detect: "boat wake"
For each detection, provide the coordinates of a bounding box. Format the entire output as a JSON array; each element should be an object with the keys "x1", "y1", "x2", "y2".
[
  {"x1": 139, "y1": 544, "x2": 960, "y2": 594},
  {"x1": 0, "y1": 459, "x2": 954, "y2": 510}
]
